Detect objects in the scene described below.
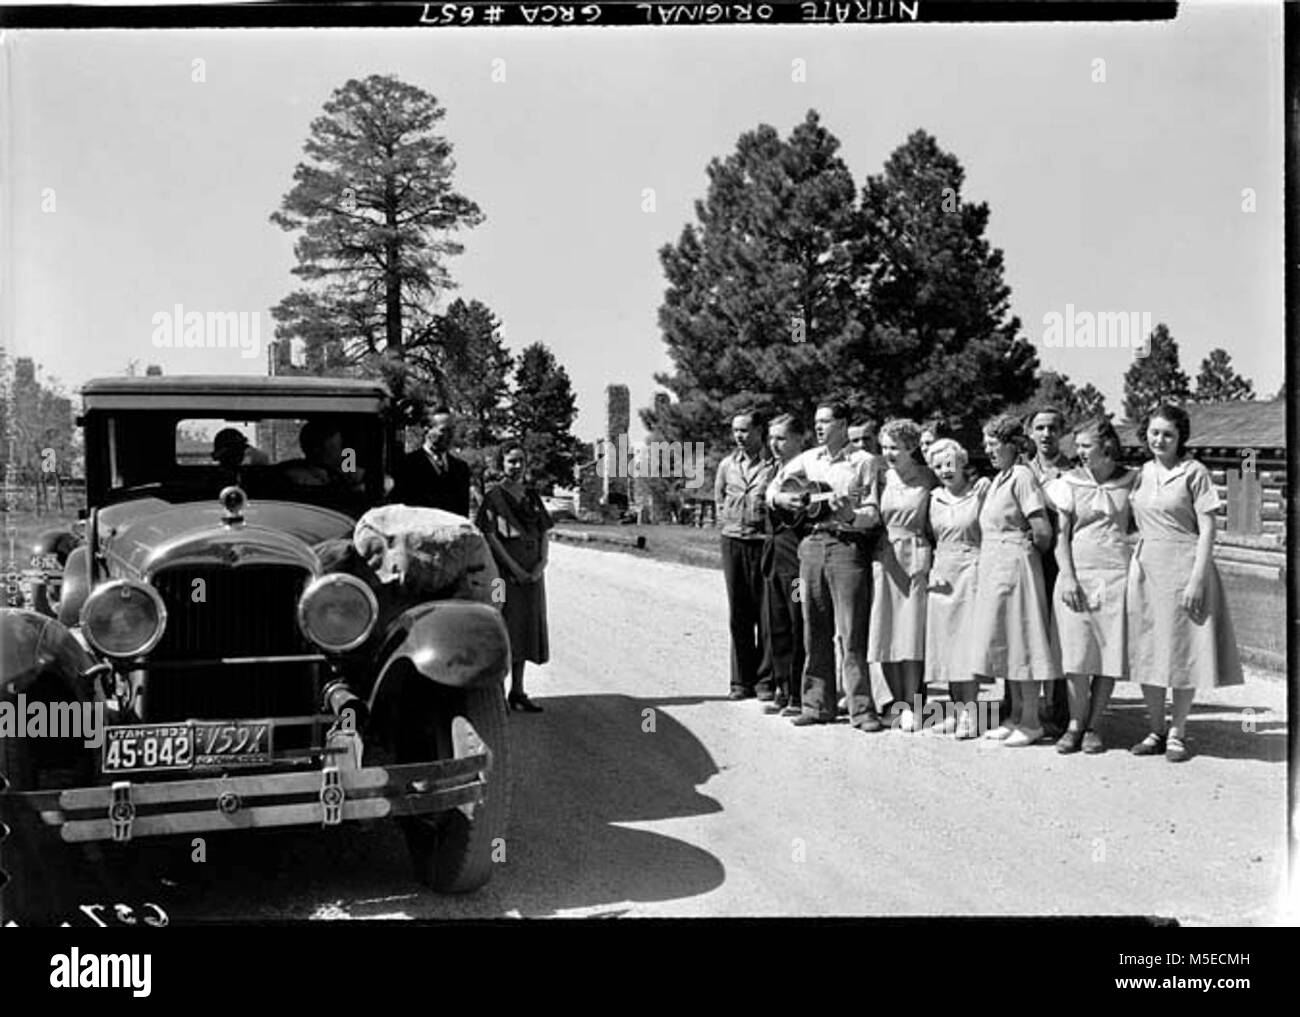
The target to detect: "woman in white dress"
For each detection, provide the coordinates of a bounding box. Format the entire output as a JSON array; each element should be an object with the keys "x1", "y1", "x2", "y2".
[
  {"x1": 1048, "y1": 417, "x2": 1136, "y2": 755},
  {"x1": 972, "y1": 414, "x2": 1061, "y2": 746},
  {"x1": 866, "y1": 419, "x2": 937, "y2": 732},
  {"x1": 1126, "y1": 404, "x2": 1242, "y2": 762},
  {"x1": 924, "y1": 438, "x2": 990, "y2": 739}
]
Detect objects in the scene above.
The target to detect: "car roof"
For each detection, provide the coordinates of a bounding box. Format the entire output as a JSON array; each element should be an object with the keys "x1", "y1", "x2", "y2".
[{"x1": 81, "y1": 375, "x2": 389, "y2": 414}]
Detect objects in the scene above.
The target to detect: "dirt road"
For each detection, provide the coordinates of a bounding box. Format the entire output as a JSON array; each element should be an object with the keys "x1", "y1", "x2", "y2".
[{"x1": 93, "y1": 542, "x2": 1290, "y2": 924}]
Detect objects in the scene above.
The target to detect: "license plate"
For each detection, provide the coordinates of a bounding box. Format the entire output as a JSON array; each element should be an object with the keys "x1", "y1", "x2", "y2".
[{"x1": 103, "y1": 721, "x2": 272, "y2": 774}]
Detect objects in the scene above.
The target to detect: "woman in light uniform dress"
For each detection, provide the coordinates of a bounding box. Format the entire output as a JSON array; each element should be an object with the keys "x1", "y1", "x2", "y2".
[
  {"x1": 1126, "y1": 404, "x2": 1242, "y2": 763},
  {"x1": 866, "y1": 419, "x2": 937, "y2": 732},
  {"x1": 971, "y1": 414, "x2": 1061, "y2": 746},
  {"x1": 924, "y1": 438, "x2": 990, "y2": 739},
  {"x1": 1048, "y1": 417, "x2": 1136, "y2": 755}
]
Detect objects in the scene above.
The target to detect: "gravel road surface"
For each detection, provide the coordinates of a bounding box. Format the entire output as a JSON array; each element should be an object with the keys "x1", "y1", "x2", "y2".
[{"x1": 90, "y1": 542, "x2": 1289, "y2": 924}]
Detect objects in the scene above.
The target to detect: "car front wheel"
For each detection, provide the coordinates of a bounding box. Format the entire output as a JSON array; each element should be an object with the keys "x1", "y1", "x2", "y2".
[{"x1": 376, "y1": 673, "x2": 511, "y2": 894}]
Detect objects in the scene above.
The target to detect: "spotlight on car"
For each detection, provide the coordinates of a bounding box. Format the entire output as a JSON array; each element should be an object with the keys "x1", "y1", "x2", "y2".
[
  {"x1": 80, "y1": 579, "x2": 168, "y2": 659},
  {"x1": 298, "y1": 573, "x2": 378, "y2": 653}
]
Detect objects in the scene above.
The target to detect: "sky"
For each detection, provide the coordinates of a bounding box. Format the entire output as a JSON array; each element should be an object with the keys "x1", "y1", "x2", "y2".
[{"x1": 3, "y1": 2, "x2": 1285, "y2": 444}]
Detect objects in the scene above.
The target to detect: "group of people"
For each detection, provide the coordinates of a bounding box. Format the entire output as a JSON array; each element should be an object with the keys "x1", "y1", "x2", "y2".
[{"x1": 714, "y1": 401, "x2": 1243, "y2": 760}]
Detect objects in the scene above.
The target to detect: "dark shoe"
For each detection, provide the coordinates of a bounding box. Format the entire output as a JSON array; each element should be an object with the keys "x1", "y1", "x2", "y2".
[
  {"x1": 762, "y1": 691, "x2": 790, "y2": 714},
  {"x1": 1081, "y1": 730, "x2": 1105, "y2": 754},
  {"x1": 1056, "y1": 729, "x2": 1082, "y2": 754},
  {"x1": 1165, "y1": 735, "x2": 1191, "y2": 763},
  {"x1": 852, "y1": 713, "x2": 884, "y2": 733},
  {"x1": 790, "y1": 714, "x2": 830, "y2": 727},
  {"x1": 779, "y1": 705, "x2": 802, "y2": 717},
  {"x1": 756, "y1": 687, "x2": 775, "y2": 702},
  {"x1": 836, "y1": 696, "x2": 849, "y2": 716},
  {"x1": 508, "y1": 692, "x2": 543, "y2": 713},
  {"x1": 1130, "y1": 732, "x2": 1166, "y2": 756},
  {"x1": 728, "y1": 688, "x2": 755, "y2": 701}
]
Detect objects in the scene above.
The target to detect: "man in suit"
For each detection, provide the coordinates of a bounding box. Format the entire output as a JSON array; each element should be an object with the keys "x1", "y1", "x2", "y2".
[{"x1": 390, "y1": 407, "x2": 472, "y2": 517}]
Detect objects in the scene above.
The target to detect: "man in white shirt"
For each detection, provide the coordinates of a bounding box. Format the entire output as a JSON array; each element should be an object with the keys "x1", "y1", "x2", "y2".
[{"x1": 768, "y1": 402, "x2": 884, "y2": 730}]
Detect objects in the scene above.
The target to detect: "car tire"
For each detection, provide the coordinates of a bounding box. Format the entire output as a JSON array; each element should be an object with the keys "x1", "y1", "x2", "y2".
[{"x1": 386, "y1": 678, "x2": 511, "y2": 894}]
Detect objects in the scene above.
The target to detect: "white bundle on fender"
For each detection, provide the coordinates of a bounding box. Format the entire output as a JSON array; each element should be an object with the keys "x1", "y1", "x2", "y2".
[{"x1": 353, "y1": 505, "x2": 499, "y2": 605}]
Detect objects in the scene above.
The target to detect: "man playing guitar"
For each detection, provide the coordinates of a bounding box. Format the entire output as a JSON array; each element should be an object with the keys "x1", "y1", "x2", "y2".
[{"x1": 767, "y1": 402, "x2": 884, "y2": 730}]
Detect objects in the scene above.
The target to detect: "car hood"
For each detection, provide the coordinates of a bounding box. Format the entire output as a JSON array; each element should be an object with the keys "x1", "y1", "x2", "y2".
[{"x1": 96, "y1": 497, "x2": 356, "y2": 579}]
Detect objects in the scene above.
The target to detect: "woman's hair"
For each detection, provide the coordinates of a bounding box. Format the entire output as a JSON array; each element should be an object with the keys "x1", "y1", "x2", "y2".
[
  {"x1": 879, "y1": 418, "x2": 925, "y2": 465},
  {"x1": 499, "y1": 441, "x2": 527, "y2": 466},
  {"x1": 921, "y1": 416, "x2": 947, "y2": 440},
  {"x1": 983, "y1": 413, "x2": 1035, "y2": 457},
  {"x1": 1074, "y1": 415, "x2": 1122, "y2": 460},
  {"x1": 926, "y1": 437, "x2": 969, "y2": 472},
  {"x1": 1139, "y1": 403, "x2": 1191, "y2": 455}
]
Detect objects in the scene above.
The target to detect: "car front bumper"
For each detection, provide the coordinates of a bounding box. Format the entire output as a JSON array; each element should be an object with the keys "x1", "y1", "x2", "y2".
[{"x1": 4, "y1": 732, "x2": 492, "y2": 845}]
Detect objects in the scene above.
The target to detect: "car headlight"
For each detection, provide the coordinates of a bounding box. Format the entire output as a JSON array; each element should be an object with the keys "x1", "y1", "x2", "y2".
[
  {"x1": 298, "y1": 573, "x2": 378, "y2": 653},
  {"x1": 80, "y1": 580, "x2": 168, "y2": 659}
]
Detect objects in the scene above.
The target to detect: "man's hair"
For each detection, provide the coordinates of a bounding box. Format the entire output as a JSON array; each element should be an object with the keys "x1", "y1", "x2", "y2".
[
  {"x1": 1028, "y1": 405, "x2": 1066, "y2": 429},
  {"x1": 816, "y1": 401, "x2": 851, "y2": 423},
  {"x1": 299, "y1": 418, "x2": 341, "y2": 456},
  {"x1": 733, "y1": 409, "x2": 767, "y2": 431},
  {"x1": 769, "y1": 413, "x2": 805, "y2": 435}
]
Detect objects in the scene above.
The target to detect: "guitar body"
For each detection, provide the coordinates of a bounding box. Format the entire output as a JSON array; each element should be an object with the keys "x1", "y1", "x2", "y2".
[{"x1": 774, "y1": 475, "x2": 837, "y2": 528}]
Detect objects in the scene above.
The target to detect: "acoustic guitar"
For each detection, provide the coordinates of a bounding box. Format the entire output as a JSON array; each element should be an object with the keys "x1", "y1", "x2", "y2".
[{"x1": 773, "y1": 475, "x2": 840, "y2": 528}]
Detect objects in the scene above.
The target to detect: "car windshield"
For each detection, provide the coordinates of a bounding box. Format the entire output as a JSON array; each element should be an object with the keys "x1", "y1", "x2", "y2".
[{"x1": 93, "y1": 411, "x2": 386, "y2": 517}]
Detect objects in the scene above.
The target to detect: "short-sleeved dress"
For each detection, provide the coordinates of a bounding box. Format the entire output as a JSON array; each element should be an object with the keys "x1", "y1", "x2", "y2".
[
  {"x1": 1126, "y1": 458, "x2": 1242, "y2": 689},
  {"x1": 866, "y1": 468, "x2": 934, "y2": 663},
  {"x1": 1048, "y1": 467, "x2": 1136, "y2": 679},
  {"x1": 968, "y1": 464, "x2": 1061, "y2": 682},
  {"x1": 925, "y1": 476, "x2": 990, "y2": 683},
  {"x1": 475, "y1": 483, "x2": 555, "y2": 665}
]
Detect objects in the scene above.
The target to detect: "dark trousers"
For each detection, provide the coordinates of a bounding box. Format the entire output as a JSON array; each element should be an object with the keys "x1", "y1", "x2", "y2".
[
  {"x1": 763, "y1": 530, "x2": 805, "y2": 706},
  {"x1": 798, "y1": 532, "x2": 875, "y2": 723},
  {"x1": 1001, "y1": 546, "x2": 1069, "y2": 729},
  {"x1": 721, "y1": 535, "x2": 772, "y2": 694}
]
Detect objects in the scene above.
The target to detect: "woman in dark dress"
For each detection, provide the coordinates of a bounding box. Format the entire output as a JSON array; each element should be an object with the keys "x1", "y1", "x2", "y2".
[{"x1": 476, "y1": 443, "x2": 554, "y2": 713}]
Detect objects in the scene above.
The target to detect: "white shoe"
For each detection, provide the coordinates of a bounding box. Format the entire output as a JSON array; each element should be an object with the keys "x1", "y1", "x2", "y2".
[
  {"x1": 954, "y1": 713, "x2": 978, "y2": 740},
  {"x1": 895, "y1": 708, "x2": 917, "y2": 733},
  {"x1": 982, "y1": 723, "x2": 1015, "y2": 741}
]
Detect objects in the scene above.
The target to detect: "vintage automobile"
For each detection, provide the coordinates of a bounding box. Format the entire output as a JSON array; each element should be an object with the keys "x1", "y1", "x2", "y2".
[{"x1": 0, "y1": 375, "x2": 511, "y2": 924}]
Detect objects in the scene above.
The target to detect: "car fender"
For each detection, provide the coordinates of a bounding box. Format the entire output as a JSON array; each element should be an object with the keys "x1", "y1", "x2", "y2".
[
  {"x1": 0, "y1": 608, "x2": 98, "y2": 701},
  {"x1": 368, "y1": 600, "x2": 510, "y2": 711}
]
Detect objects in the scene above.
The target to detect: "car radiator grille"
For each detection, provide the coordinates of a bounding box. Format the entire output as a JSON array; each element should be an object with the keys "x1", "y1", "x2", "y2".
[{"x1": 144, "y1": 564, "x2": 319, "y2": 724}]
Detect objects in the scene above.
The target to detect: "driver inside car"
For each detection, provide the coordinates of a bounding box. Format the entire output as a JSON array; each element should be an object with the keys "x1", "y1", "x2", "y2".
[{"x1": 280, "y1": 419, "x2": 367, "y2": 511}]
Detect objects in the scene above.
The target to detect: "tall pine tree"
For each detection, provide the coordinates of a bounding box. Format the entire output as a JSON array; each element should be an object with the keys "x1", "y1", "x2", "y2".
[
  {"x1": 1123, "y1": 323, "x2": 1190, "y2": 420},
  {"x1": 1194, "y1": 347, "x2": 1255, "y2": 402},
  {"x1": 855, "y1": 129, "x2": 1037, "y2": 436},
  {"x1": 647, "y1": 110, "x2": 863, "y2": 459},
  {"x1": 509, "y1": 343, "x2": 581, "y2": 491}
]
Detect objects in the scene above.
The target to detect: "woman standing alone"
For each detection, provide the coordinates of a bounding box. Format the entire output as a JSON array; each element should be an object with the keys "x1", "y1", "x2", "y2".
[{"x1": 476, "y1": 443, "x2": 554, "y2": 713}]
